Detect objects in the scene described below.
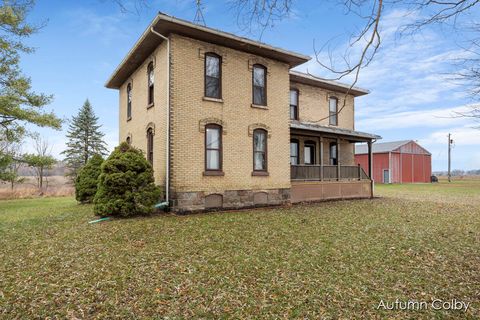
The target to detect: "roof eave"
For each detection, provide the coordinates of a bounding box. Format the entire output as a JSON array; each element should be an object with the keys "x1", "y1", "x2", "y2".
[
  {"x1": 105, "y1": 13, "x2": 311, "y2": 89},
  {"x1": 289, "y1": 71, "x2": 370, "y2": 97}
]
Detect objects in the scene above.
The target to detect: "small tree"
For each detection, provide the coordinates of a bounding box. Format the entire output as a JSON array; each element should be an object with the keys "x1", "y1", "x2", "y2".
[
  {"x1": 62, "y1": 99, "x2": 108, "y2": 179},
  {"x1": 75, "y1": 154, "x2": 103, "y2": 203},
  {"x1": 23, "y1": 136, "x2": 56, "y2": 192},
  {"x1": 94, "y1": 142, "x2": 161, "y2": 217}
]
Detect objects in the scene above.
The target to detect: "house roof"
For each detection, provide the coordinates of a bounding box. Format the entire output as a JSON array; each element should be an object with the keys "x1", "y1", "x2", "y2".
[
  {"x1": 290, "y1": 121, "x2": 381, "y2": 141},
  {"x1": 355, "y1": 140, "x2": 428, "y2": 154},
  {"x1": 105, "y1": 12, "x2": 311, "y2": 89},
  {"x1": 289, "y1": 71, "x2": 370, "y2": 97}
]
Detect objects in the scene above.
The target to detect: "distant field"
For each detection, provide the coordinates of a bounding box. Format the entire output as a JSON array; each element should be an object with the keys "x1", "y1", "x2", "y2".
[
  {"x1": 1, "y1": 180, "x2": 479, "y2": 318},
  {"x1": 0, "y1": 176, "x2": 74, "y2": 200},
  {"x1": 375, "y1": 178, "x2": 480, "y2": 205}
]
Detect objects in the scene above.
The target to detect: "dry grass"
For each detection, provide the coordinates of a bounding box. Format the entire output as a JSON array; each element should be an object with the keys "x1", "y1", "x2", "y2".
[
  {"x1": 0, "y1": 176, "x2": 74, "y2": 200},
  {"x1": 0, "y1": 180, "x2": 479, "y2": 319}
]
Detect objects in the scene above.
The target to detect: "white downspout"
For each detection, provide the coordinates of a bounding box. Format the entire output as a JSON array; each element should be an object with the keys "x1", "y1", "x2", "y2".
[{"x1": 150, "y1": 27, "x2": 170, "y2": 205}]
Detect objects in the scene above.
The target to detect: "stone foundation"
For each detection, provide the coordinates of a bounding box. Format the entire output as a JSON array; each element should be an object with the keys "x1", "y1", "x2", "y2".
[{"x1": 170, "y1": 188, "x2": 291, "y2": 213}]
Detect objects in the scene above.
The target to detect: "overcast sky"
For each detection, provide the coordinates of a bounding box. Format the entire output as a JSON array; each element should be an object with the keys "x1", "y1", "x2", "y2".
[{"x1": 22, "y1": 0, "x2": 480, "y2": 171}]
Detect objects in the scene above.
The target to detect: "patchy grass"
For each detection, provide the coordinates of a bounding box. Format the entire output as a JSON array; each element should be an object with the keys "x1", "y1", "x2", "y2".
[{"x1": 1, "y1": 182, "x2": 479, "y2": 319}]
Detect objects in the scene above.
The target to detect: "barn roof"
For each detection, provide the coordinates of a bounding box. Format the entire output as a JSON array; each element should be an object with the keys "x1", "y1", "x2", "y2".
[{"x1": 355, "y1": 140, "x2": 430, "y2": 154}]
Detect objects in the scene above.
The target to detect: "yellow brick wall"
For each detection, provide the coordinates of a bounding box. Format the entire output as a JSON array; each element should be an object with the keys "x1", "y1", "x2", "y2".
[
  {"x1": 118, "y1": 41, "x2": 168, "y2": 187},
  {"x1": 290, "y1": 82, "x2": 355, "y2": 130},
  {"x1": 169, "y1": 34, "x2": 291, "y2": 194}
]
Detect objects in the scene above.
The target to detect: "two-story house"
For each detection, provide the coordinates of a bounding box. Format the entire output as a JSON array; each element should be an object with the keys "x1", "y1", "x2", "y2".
[{"x1": 106, "y1": 13, "x2": 380, "y2": 213}]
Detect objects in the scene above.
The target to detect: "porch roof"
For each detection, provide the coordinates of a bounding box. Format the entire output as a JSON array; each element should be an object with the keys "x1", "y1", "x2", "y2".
[{"x1": 290, "y1": 121, "x2": 381, "y2": 141}]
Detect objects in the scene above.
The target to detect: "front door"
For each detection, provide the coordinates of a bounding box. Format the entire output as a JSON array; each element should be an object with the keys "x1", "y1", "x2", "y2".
[{"x1": 383, "y1": 169, "x2": 390, "y2": 184}]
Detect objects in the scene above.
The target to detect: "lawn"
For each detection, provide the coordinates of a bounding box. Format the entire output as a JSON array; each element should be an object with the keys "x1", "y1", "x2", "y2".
[{"x1": 1, "y1": 181, "x2": 479, "y2": 319}]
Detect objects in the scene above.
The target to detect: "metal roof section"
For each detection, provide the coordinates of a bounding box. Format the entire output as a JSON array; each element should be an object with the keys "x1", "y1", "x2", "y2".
[
  {"x1": 106, "y1": 12, "x2": 311, "y2": 89},
  {"x1": 289, "y1": 70, "x2": 370, "y2": 97},
  {"x1": 290, "y1": 121, "x2": 381, "y2": 141},
  {"x1": 355, "y1": 140, "x2": 424, "y2": 154}
]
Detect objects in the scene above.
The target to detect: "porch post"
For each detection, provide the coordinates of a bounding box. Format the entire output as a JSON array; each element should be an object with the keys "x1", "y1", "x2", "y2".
[
  {"x1": 336, "y1": 138, "x2": 341, "y2": 181},
  {"x1": 368, "y1": 140, "x2": 374, "y2": 198},
  {"x1": 319, "y1": 136, "x2": 324, "y2": 181},
  {"x1": 367, "y1": 141, "x2": 373, "y2": 178}
]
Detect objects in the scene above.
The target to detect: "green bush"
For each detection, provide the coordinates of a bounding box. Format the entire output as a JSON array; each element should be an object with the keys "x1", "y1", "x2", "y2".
[
  {"x1": 93, "y1": 142, "x2": 162, "y2": 217},
  {"x1": 75, "y1": 154, "x2": 104, "y2": 203}
]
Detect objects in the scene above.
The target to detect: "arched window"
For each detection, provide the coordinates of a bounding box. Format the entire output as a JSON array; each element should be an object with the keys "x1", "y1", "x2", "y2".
[
  {"x1": 147, "y1": 128, "x2": 154, "y2": 164},
  {"x1": 252, "y1": 64, "x2": 267, "y2": 106},
  {"x1": 253, "y1": 129, "x2": 267, "y2": 172},
  {"x1": 147, "y1": 62, "x2": 154, "y2": 106},
  {"x1": 205, "y1": 124, "x2": 222, "y2": 171},
  {"x1": 329, "y1": 97, "x2": 338, "y2": 126},
  {"x1": 329, "y1": 142, "x2": 337, "y2": 165},
  {"x1": 304, "y1": 140, "x2": 316, "y2": 165},
  {"x1": 290, "y1": 139, "x2": 299, "y2": 165},
  {"x1": 205, "y1": 53, "x2": 221, "y2": 99},
  {"x1": 127, "y1": 83, "x2": 132, "y2": 120},
  {"x1": 126, "y1": 136, "x2": 131, "y2": 145},
  {"x1": 290, "y1": 89, "x2": 299, "y2": 120}
]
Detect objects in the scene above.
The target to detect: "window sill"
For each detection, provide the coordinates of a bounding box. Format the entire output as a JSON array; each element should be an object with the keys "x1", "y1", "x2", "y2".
[
  {"x1": 127, "y1": 117, "x2": 132, "y2": 122},
  {"x1": 203, "y1": 97, "x2": 224, "y2": 103},
  {"x1": 147, "y1": 103, "x2": 154, "y2": 109},
  {"x1": 203, "y1": 170, "x2": 224, "y2": 176},
  {"x1": 252, "y1": 171, "x2": 269, "y2": 176},
  {"x1": 251, "y1": 104, "x2": 268, "y2": 110}
]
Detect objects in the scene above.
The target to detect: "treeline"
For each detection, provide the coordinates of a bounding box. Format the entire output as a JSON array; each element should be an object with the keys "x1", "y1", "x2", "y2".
[{"x1": 433, "y1": 170, "x2": 480, "y2": 176}]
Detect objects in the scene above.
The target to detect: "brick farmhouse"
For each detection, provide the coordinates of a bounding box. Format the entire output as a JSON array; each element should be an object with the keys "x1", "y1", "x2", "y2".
[{"x1": 106, "y1": 13, "x2": 381, "y2": 212}]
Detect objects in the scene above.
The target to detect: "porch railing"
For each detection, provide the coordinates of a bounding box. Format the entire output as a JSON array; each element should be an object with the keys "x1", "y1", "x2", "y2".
[{"x1": 291, "y1": 165, "x2": 370, "y2": 181}]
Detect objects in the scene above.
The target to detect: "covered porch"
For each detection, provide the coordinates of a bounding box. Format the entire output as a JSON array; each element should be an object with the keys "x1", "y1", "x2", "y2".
[{"x1": 289, "y1": 122, "x2": 381, "y2": 203}]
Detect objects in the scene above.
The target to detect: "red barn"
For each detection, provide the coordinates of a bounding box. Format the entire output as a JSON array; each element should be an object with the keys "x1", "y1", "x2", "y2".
[{"x1": 355, "y1": 140, "x2": 432, "y2": 184}]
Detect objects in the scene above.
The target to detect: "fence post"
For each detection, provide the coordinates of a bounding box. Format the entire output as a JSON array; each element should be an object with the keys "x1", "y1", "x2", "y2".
[{"x1": 358, "y1": 164, "x2": 361, "y2": 181}]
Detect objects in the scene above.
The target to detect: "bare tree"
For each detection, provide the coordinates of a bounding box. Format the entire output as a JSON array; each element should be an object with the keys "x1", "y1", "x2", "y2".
[
  {"x1": 23, "y1": 135, "x2": 56, "y2": 193},
  {"x1": 229, "y1": 0, "x2": 480, "y2": 122}
]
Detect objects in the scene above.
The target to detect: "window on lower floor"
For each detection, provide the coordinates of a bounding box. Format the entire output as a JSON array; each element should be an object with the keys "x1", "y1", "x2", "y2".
[
  {"x1": 329, "y1": 142, "x2": 337, "y2": 165},
  {"x1": 290, "y1": 139, "x2": 299, "y2": 165},
  {"x1": 253, "y1": 129, "x2": 267, "y2": 171},
  {"x1": 205, "y1": 124, "x2": 222, "y2": 171},
  {"x1": 304, "y1": 141, "x2": 316, "y2": 165},
  {"x1": 147, "y1": 128, "x2": 154, "y2": 164}
]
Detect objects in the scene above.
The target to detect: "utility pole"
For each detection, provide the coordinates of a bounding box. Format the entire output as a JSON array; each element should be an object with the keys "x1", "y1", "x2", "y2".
[
  {"x1": 193, "y1": 0, "x2": 206, "y2": 26},
  {"x1": 448, "y1": 133, "x2": 452, "y2": 182}
]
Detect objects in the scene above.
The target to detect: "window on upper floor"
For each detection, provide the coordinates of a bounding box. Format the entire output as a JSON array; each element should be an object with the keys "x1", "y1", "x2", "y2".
[
  {"x1": 147, "y1": 62, "x2": 154, "y2": 106},
  {"x1": 329, "y1": 97, "x2": 338, "y2": 126},
  {"x1": 253, "y1": 129, "x2": 268, "y2": 172},
  {"x1": 290, "y1": 89, "x2": 299, "y2": 120},
  {"x1": 205, "y1": 124, "x2": 222, "y2": 171},
  {"x1": 252, "y1": 64, "x2": 267, "y2": 106},
  {"x1": 127, "y1": 83, "x2": 132, "y2": 120},
  {"x1": 290, "y1": 139, "x2": 299, "y2": 165},
  {"x1": 147, "y1": 128, "x2": 154, "y2": 164},
  {"x1": 205, "y1": 53, "x2": 221, "y2": 99}
]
